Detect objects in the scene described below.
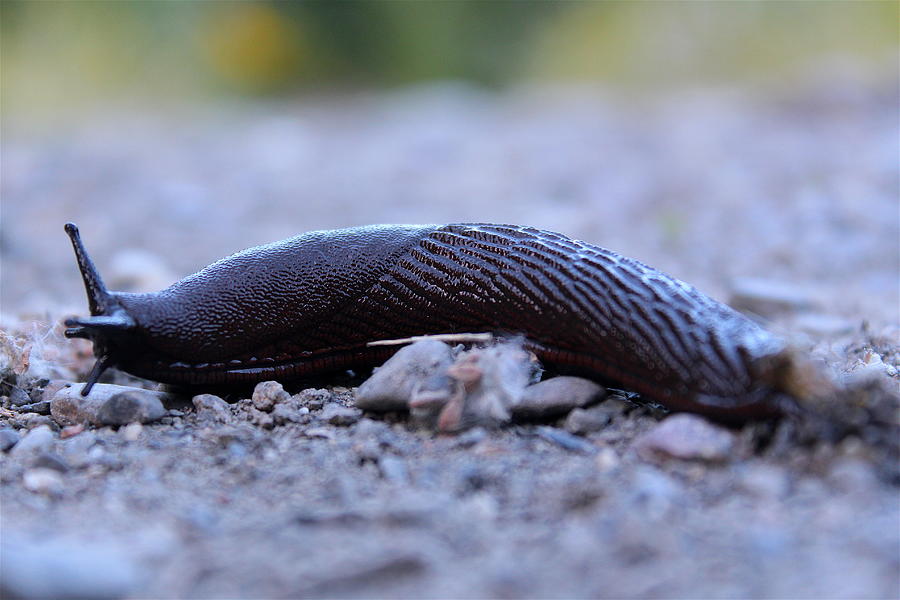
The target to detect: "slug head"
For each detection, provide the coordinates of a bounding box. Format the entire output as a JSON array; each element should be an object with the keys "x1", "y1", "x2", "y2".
[{"x1": 63, "y1": 223, "x2": 139, "y2": 395}]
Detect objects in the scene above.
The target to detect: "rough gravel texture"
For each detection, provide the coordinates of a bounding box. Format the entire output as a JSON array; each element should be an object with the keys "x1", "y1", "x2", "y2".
[{"x1": 1, "y1": 70, "x2": 898, "y2": 599}]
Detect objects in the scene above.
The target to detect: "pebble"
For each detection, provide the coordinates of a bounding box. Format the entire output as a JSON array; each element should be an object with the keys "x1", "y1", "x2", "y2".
[
  {"x1": 356, "y1": 340, "x2": 455, "y2": 411},
  {"x1": 19, "y1": 414, "x2": 57, "y2": 431},
  {"x1": 192, "y1": 393, "x2": 232, "y2": 422},
  {"x1": 0, "y1": 428, "x2": 21, "y2": 451},
  {"x1": 303, "y1": 427, "x2": 335, "y2": 440},
  {"x1": 248, "y1": 407, "x2": 274, "y2": 429},
  {"x1": 51, "y1": 383, "x2": 171, "y2": 426},
  {"x1": 320, "y1": 404, "x2": 362, "y2": 426},
  {"x1": 272, "y1": 402, "x2": 310, "y2": 425},
  {"x1": 251, "y1": 381, "x2": 289, "y2": 412},
  {"x1": 728, "y1": 277, "x2": 816, "y2": 318},
  {"x1": 59, "y1": 424, "x2": 85, "y2": 439},
  {"x1": 536, "y1": 426, "x2": 597, "y2": 454},
  {"x1": 512, "y1": 376, "x2": 605, "y2": 421},
  {"x1": 97, "y1": 392, "x2": 167, "y2": 425},
  {"x1": 15, "y1": 400, "x2": 51, "y2": 415},
  {"x1": 564, "y1": 406, "x2": 612, "y2": 435},
  {"x1": 295, "y1": 389, "x2": 333, "y2": 410},
  {"x1": 9, "y1": 425, "x2": 54, "y2": 459},
  {"x1": 634, "y1": 414, "x2": 735, "y2": 462},
  {"x1": 32, "y1": 451, "x2": 70, "y2": 473},
  {"x1": 8, "y1": 386, "x2": 32, "y2": 406},
  {"x1": 121, "y1": 422, "x2": 143, "y2": 442},
  {"x1": 0, "y1": 534, "x2": 138, "y2": 599},
  {"x1": 22, "y1": 467, "x2": 64, "y2": 495}
]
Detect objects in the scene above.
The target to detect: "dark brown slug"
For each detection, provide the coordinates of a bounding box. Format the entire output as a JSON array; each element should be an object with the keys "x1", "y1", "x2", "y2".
[{"x1": 63, "y1": 222, "x2": 800, "y2": 420}]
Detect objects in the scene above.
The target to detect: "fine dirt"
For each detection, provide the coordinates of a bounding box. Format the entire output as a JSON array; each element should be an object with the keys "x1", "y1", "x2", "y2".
[{"x1": 1, "y1": 70, "x2": 898, "y2": 599}]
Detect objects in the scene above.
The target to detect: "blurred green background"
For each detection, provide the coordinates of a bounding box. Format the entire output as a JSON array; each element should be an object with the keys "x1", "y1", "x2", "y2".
[{"x1": 2, "y1": 0, "x2": 897, "y2": 117}]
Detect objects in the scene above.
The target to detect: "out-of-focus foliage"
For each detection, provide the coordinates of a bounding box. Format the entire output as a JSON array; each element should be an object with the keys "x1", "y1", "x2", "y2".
[{"x1": 1, "y1": 0, "x2": 896, "y2": 116}]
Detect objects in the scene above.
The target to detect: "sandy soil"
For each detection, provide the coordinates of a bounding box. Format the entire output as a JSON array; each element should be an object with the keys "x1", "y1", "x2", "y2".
[{"x1": 1, "y1": 72, "x2": 898, "y2": 599}]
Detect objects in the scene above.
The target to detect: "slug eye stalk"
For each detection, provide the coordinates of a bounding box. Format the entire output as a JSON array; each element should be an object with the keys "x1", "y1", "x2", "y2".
[
  {"x1": 64, "y1": 223, "x2": 139, "y2": 396},
  {"x1": 64, "y1": 222, "x2": 112, "y2": 317}
]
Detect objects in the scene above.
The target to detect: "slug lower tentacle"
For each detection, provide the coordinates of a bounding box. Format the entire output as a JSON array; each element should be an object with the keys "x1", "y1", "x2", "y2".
[{"x1": 63, "y1": 222, "x2": 797, "y2": 419}]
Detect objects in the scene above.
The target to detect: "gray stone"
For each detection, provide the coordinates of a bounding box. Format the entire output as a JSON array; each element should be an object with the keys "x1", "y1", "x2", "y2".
[
  {"x1": 8, "y1": 386, "x2": 32, "y2": 406},
  {"x1": 51, "y1": 383, "x2": 172, "y2": 426},
  {"x1": 272, "y1": 402, "x2": 310, "y2": 425},
  {"x1": 32, "y1": 452, "x2": 70, "y2": 473},
  {"x1": 356, "y1": 340, "x2": 455, "y2": 411},
  {"x1": 295, "y1": 388, "x2": 333, "y2": 410},
  {"x1": 251, "y1": 381, "x2": 289, "y2": 412},
  {"x1": 9, "y1": 425, "x2": 54, "y2": 459},
  {"x1": 97, "y1": 392, "x2": 167, "y2": 425},
  {"x1": 249, "y1": 407, "x2": 274, "y2": 429},
  {"x1": 536, "y1": 426, "x2": 597, "y2": 454},
  {"x1": 0, "y1": 428, "x2": 21, "y2": 452},
  {"x1": 512, "y1": 376, "x2": 606, "y2": 421},
  {"x1": 564, "y1": 406, "x2": 613, "y2": 435},
  {"x1": 321, "y1": 404, "x2": 362, "y2": 426},
  {"x1": 634, "y1": 414, "x2": 735, "y2": 462},
  {"x1": 15, "y1": 400, "x2": 51, "y2": 415},
  {"x1": 192, "y1": 394, "x2": 232, "y2": 422}
]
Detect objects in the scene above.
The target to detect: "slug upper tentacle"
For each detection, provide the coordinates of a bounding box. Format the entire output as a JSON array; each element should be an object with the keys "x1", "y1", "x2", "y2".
[{"x1": 63, "y1": 222, "x2": 795, "y2": 418}]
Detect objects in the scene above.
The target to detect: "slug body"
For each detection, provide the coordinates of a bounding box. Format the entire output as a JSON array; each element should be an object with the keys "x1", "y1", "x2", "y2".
[{"x1": 65, "y1": 223, "x2": 791, "y2": 419}]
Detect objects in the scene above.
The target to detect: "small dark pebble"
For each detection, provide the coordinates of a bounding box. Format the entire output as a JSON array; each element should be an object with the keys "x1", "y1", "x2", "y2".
[
  {"x1": 8, "y1": 386, "x2": 31, "y2": 407},
  {"x1": 0, "y1": 428, "x2": 21, "y2": 452},
  {"x1": 321, "y1": 404, "x2": 362, "y2": 426},
  {"x1": 32, "y1": 452, "x2": 70, "y2": 473},
  {"x1": 15, "y1": 401, "x2": 52, "y2": 415},
  {"x1": 98, "y1": 392, "x2": 167, "y2": 425},
  {"x1": 536, "y1": 426, "x2": 597, "y2": 454}
]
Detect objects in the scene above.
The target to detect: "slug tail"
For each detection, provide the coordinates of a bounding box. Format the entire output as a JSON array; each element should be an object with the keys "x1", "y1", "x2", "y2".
[{"x1": 64, "y1": 222, "x2": 112, "y2": 316}]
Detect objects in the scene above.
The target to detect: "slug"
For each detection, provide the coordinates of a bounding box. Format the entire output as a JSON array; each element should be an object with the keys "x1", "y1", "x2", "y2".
[{"x1": 63, "y1": 222, "x2": 799, "y2": 420}]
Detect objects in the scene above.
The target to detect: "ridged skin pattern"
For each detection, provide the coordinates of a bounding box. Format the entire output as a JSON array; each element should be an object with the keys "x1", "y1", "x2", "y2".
[{"x1": 107, "y1": 224, "x2": 786, "y2": 417}]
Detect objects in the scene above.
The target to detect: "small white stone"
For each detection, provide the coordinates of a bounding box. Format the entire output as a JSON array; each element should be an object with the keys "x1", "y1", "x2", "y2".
[
  {"x1": 23, "y1": 467, "x2": 63, "y2": 495},
  {"x1": 121, "y1": 422, "x2": 143, "y2": 442}
]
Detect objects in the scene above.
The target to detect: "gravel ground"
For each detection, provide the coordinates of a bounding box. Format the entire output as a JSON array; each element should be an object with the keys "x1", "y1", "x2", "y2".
[{"x1": 1, "y1": 69, "x2": 898, "y2": 599}]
